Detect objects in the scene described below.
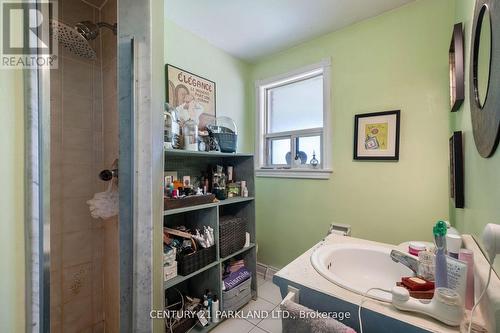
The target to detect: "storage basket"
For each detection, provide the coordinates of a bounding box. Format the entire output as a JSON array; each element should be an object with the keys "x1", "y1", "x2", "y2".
[
  {"x1": 176, "y1": 245, "x2": 216, "y2": 276},
  {"x1": 219, "y1": 216, "x2": 246, "y2": 258},
  {"x1": 166, "y1": 316, "x2": 196, "y2": 333},
  {"x1": 222, "y1": 277, "x2": 252, "y2": 311},
  {"x1": 207, "y1": 117, "x2": 238, "y2": 153},
  {"x1": 164, "y1": 194, "x2": 216, "y2": 210},
  {"x1": 212, "y1": 132, "x2": 237, "y2": 153},
  {"x1": 163, "y1": 261, "x2": 177, "y2": 282}
]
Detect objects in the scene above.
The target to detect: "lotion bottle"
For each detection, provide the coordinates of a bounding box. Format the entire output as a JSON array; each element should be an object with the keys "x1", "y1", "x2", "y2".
[{"x1": 211, "y1": 295, "x2": 220, "y2": 323}]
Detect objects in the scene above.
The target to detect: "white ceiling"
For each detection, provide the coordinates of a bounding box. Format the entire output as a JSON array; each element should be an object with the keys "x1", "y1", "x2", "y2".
[{"x1": 165, "y1": 0, "x2": 415, "y2": 62}]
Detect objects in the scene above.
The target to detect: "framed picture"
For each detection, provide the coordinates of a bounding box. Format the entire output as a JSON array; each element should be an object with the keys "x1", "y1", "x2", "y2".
[
  {"x1": 354, "y1": 110, "x2": 401, "y2": 160},
  {"x1": 449, "y1": 23, "x2": 465, "y2": 112},
  {"x1": 449, "y1": 131, "x2": 464, "y2": 208},
  {"x1": 165, "y1": 64, "x2": 216, "y2": 130}
]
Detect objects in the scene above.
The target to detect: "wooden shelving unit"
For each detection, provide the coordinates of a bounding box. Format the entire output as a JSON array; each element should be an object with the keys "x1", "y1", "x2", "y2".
[{"x1": 162, "y1": 149, "x2": 257, "y2": 332}]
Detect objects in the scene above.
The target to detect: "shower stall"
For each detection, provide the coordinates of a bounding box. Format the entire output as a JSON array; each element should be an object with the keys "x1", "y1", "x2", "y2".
[{"x1": 49, "y1": 0, "x2": 119, "y2": 331}]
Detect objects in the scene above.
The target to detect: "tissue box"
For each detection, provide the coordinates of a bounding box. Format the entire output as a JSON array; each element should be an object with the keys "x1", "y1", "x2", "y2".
[
  {"x1": 164, "y1": 247, "x2": 177, "y2": 266},
  {"x1": 164, "y1": 261, "x2": 177, "y2": 281}
]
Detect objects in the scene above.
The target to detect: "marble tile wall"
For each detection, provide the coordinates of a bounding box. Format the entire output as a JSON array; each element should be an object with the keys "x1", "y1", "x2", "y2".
[
  {"x1": 101, "y1": 0, "x2": 120, "y2": 332},
  {"x1": 50, "y1": 0, "x2": 117, "y2": 332}
]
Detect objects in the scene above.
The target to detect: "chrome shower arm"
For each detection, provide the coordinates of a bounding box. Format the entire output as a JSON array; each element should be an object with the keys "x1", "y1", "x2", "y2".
[{"x1": 97, "y1": 22, "x2": 117, "y2": 35}]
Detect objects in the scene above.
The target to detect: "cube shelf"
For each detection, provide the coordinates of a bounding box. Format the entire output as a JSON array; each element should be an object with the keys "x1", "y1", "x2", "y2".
[{"x1": 161, "y1": 150, "x2": 257, "y2": 332}]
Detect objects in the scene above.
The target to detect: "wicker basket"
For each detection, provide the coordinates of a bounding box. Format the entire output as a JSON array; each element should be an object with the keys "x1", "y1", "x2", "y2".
[
  {"x1": 166, "y1": 314, "x2": 196, "y2": 333},
  {"x1": 213, "y1": 132, "x2": 237, "y2": 153},
  {"x1": 176, "y1": 245, "x2": 216, "y2": 276},
  {"x1": 219, "y1": 216, "x2": 246, "y2": 258}
]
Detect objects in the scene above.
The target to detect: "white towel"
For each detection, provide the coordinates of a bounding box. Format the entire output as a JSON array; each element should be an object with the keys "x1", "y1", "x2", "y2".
[
  {"x1": 280, "y1": 299, "x2": 356, "y2": 333},
  {"x1": 86, "y1": 182, "x2": 118, "y2": 219}
]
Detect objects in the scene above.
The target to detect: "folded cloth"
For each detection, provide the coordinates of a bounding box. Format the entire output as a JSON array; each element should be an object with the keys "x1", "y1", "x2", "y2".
[
  {"x1": 281, "y1": 300, "x2": 356, "y2": 333},
  {"x1": 228, "y1": 259, "x2": 245, "y2": 273},
  {"x1": 222, "y1": 267, "x2": 251, "y2": 291}
]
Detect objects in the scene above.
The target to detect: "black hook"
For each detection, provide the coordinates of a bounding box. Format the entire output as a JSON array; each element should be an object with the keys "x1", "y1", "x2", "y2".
[{"x1": 99, "y1": 169, "x2": 118, "y2": 181}]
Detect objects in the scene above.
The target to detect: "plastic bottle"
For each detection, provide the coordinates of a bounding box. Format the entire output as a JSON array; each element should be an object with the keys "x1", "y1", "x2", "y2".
[
  {"x1": 459, "y1": 249, "x2": 475, "y2": 310},
  {"x1": 434, "y1": 220, "x2": 448, "y2": 288},
  {"x1": 211, "y1": 295, "x2": 220, "y2": 323}
]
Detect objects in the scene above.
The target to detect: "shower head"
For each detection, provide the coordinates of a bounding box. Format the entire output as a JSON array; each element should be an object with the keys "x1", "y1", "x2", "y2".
[
  {"x1": 50, "y1": 19, "x2": 97, "y2": 59},
  {"x1": 50, "y1": 19, "x2": 117, "y2": 60},
  {"x1": 75, "y1": 21, "x2": 117, "y2": 41}
]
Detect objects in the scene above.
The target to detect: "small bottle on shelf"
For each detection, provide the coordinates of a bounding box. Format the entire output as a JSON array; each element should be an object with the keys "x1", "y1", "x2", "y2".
[{"x1": 211, "y1": 295, "x2": 220, "y2": 323}]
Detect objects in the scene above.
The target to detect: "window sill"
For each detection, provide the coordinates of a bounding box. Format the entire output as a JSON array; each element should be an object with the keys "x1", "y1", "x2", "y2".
[{"x1": 256, "y1": 168, "x2": 332, "y2": 180}]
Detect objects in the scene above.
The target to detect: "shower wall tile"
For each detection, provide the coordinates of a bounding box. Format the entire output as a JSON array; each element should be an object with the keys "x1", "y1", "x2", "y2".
[
  {"x1": 92, "y1": 321, "x2": 105, "y2": 333},
  {"x1": 51, "y1": 232, "x2": 62, "y2": 272},
  {"x1": 62, "y1": 58, "x2": 92, "y2": 96},
  {"x1": 103, "y1": 218, "x2": 119, "y2": 332},
  {"x1": 51, "y1": 201, "x2": 63, "y2": 235},
  {"x1": 52, "y1": 0, "x2": 109, "y2": 330},
  {"x1": 62, "y1": 147, "x2": 94, "y2": 166},
  {"x1": 102, "y1": 0, "x2": 116, "y2": 22},
  {"x1": 51, "y1": 304, "x2": 62, "y2": 333},
  {"x1": 101, "y1": 0, "x2": 119, "y2": 329},
  {"x1": 62, "y1": 295, "x2": 93, "y2": 333},
  {"x1": 62, "y1": 127, "x2": 93, "y2": 150},
  {"x1": 61, "y1": 0, "x2": 93, "y2": 27},
  {"x1": 51, "y1": 270, "x2": 62, "y2": 307},
  {"x1": 63, "y1": 93, "x2": 93, "y2": 130},
  {"x1": 101, "y1": 36, "x2": 116, "y2": 68},
  {"x1": 62, "y1": 262, "x2": 92, "y2": 304},
  {"x1": 93, "y1": 69, "x2": 103, "y2": 100},
  {"x1": 63, "y1": 197, "x2": 93, "y2": 220},
  {"x1": 63, "y1": 213, "x2": 92, "y2": 234},
  {"x1": 61, "y1": 164, "x2": 94, "y2": 199},
  {"x1": 62, "y1": 230, "x2": 93, "y2": 267},
  {"x1": 51, "y1": 68, "x2": 62, "y2": 100},
  {"x1": 91, "y1": 258, "x2": 104, "y2": 323},
  {"x1": 102, "y1": 62, "x2": 116, "y2": 98},
  {"x1": 92, "y1": 228, "x2": 104, "y2": 259}
]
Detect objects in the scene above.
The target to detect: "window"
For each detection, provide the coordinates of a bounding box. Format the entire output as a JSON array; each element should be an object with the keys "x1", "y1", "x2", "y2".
[{"x1": 255, "y1": 60, "x2": 332, "y2": 179}]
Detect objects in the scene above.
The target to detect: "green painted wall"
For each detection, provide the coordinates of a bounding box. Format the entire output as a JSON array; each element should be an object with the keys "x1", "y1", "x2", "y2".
[
  {"x1": 164, "y1": 18, "x2": 252, "y2": 152},
  {"x1": 451, "y1": 0, "x2": 500, "y2": 271},
  {"x1": 249, "y1": 0, "x2": 454, "y2": 268},
  {"x1": 0, "y1": 70, "x2": 26, "y2": 332}
]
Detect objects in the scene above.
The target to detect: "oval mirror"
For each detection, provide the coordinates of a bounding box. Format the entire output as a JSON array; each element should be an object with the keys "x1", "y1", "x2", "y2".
[{"x1": 474, "y1": 5, "x2": 492, "y2": 108}]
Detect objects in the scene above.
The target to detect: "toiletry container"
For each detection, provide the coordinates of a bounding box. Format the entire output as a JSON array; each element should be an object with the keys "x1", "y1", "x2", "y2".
[
  {"x1": 459, "y1": 249, "x2": 475, "y2": 310},
  {"x1": 446, "y1": 234, "x2": 463, "y2": 259},
  {"x1": 409, "y1": 242, "x2": 426, "y2": 256},
  {"x1": 222, "y1": 277, "x2": 252, "y2": 311},
  {"x1": 183, "y1": 119, "x2": 198, "y2": 151},
  {"x1": 418, "y1": 251, "x2": 435, "y2": 281},
  {"x1": 211, "y1": 295, "x2": 220, "y2": 323},
  {"x1": 164, "y1": 103, "x2": 180, "y2": 149}
]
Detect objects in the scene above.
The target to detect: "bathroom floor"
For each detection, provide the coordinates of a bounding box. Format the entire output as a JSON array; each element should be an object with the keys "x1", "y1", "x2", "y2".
[{"x1": 212, "y1": 275, "x2": 283, "y2": 333}]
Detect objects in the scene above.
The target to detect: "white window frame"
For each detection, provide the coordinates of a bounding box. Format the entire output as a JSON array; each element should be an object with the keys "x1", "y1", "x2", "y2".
[{"x1": 255, "y1": 59, "x2": 333, "y2": 179}]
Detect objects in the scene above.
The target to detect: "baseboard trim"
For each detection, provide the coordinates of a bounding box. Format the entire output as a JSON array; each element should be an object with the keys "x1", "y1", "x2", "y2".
[{"x1": 256, "y1": 262, "x2": 280, "y2": 280}]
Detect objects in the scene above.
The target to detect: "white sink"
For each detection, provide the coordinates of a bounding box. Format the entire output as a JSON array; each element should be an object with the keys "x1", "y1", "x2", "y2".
[{"x1": 310, "y1": 243, "x2": 413, "y2": 301}]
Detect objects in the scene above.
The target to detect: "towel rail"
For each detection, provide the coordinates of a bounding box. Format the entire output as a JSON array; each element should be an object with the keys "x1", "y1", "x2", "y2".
[{"x1": 280, "y1": 285, "x2": 300, "y2": 305}]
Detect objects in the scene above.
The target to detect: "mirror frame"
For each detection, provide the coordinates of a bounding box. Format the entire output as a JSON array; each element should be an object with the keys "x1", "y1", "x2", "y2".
[
  {"x1": 470, "y1": 0, "x2": 500, "y2": 158},
  {"x1": 449, "y1": 23, "x2": 465, "y2": 112},
  {"x1": 472, "y1": 4, "x2": 492, "y2": 109}
]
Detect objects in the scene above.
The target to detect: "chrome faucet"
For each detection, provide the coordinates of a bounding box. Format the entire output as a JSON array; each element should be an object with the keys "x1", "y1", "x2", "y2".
[{"x1": 390, "y1": 249, "x2": 419, "y2": 274}]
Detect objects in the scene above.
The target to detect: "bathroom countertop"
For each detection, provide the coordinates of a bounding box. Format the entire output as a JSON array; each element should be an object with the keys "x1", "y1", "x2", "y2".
[{"x1": 274, "y1": 234, "x2": 494, "y2": 333}]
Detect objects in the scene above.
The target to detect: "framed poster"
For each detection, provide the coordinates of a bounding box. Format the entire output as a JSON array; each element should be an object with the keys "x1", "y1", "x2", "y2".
[
  {"x1": 449, "y1": 131, "x2": 464, "y2": 208},
  {"x1": 354, "y1": 110, "x2": 401, "y2": 160},
  {"x1": 166, "y1": 64, "x2": 216, "y2": 130}
]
